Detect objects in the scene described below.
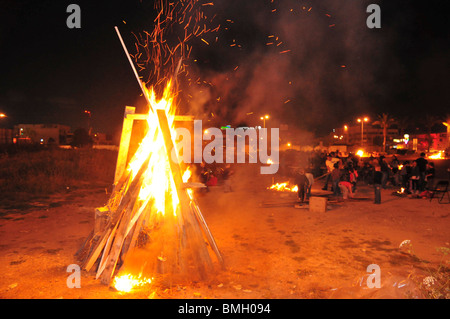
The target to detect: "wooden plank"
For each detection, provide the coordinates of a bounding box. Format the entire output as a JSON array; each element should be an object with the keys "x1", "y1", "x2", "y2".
[
  {"x1": 156, "y1": 110, "x2": 213, "y2": 273},
  {"x1": 84, "y1": 228, "x2": 111, "y2": 271},
  {"x1": 190, "y1": 199, "x2": 224, "y2": 267},
  {"x1": 99, "y1": 169, "x2": 148, "y2": 284},
  {"x1": 114, "y1": 106, "x2": 136, "y2": 184},
  {"x1": 83, "y1": 156, "x2": 149, "y2": 275},
  {"x1": 95, "y1": 221, "x2": 120, "y2": 278}
]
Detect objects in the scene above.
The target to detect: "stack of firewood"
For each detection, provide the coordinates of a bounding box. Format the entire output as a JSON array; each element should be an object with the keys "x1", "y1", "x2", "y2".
[{"x1": 76, "y1": 110, "x2": 223, "y2": 285}]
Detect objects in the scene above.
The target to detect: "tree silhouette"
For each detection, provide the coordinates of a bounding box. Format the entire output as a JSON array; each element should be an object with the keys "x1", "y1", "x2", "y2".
[
  {"x1": 372, "y1": 113, "x2": 396, "y2": 153},
  {"x1": 71, "y1": 128, "x2": 93, "y2": 148}
]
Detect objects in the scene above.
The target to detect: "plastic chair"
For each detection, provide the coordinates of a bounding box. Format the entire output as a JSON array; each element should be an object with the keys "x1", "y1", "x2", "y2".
[{"x1": 429, "y1": 180, "x2": 449, "y2": 204}]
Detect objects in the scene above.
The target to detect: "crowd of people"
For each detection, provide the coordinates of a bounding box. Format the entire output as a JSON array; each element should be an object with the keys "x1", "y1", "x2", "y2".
[
  {"x1": 192, "y1": 161, "x2": 234, "y2": 193},
  {"x1": 189, "y1": 149, "x2": 437, "y2": 204},
  {"x1": 293, "y1": 151, "x2": 437, "y2": 203}
]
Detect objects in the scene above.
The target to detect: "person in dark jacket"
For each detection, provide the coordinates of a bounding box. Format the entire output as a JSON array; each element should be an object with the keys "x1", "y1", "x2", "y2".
[
  {"x1": 330, "y1": 162, "x2": 341, "y2": 196},
  {"x1": 410, "y1": 160, "x2": 421, "y2": 194},
  {"x1": 378, "y1": 156, "x2": 390, "y2": 189},
  {"x1": 399, "y1": 161, "x2": 412, "y2": 193},
  {"x1": 373, "y1": 163, "x2": 383, "y2": 204},
  {"x1": 415, "y1": 152, "x2": 428, "y2": 191},
  {"x1": 425, "y1": 162, "x2": 435, "y2": 190},
  {"x1": 295, "y1": 168, "x2": 310, "y2": 203}
]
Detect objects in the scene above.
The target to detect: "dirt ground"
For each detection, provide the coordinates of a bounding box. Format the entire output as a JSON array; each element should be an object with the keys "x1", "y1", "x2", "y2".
[{"x1": 0, "y1": 165, "x2": 449, "y2": 299}]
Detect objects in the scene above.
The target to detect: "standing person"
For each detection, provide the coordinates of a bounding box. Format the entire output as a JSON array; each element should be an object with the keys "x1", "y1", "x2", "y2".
[
  {"x1": 390, "y1": 155, "x2": 400, "y2": 186},
  {"x1": 322, "y1": 154, "x2": 334, "y2": 191},
  {"x1": 400, "y1": 161, "x2": 412, "y2": 193},
  {"x1": 295, "y1": 169, "x2": 310, "y2": 203},
  {"x1": 305, "y1": 168, "x2": 314, "y2": 200},
  {"x1": 347, "y1": 162, "x2": 358, "y2": 193},
  {"x1": 410, "y1": 160, "x2": 421, "y2": 194},
  {"x1": 415, "y1": 152, "x2": 428, "y2": 192},
  {"x1": 373, "y1": 163, "x2": 382, "y2": 204},
  {"x1": 379, "y1": 156, "x2": 390, "y2": 189},
  {"x1": 222, "y1": 164, "x2": 233, "y2": 193},
  {"x1": 330, "y1": 162, "x2": 341, "y2": 196},
  {"x1": 425, "y1": 162, "x2": 435, "y2": 190},
  {"x1": 391, "y1": 155, "x2": 400, "y2": 173}
]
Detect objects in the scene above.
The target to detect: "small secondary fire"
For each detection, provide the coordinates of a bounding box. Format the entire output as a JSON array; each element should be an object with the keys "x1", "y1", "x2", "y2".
[
  {"x1": 113, "y1": 274, "x2": 153, "y2": 293},
  {"x1": 268, "y1": 182, "x2": 298, "y2": 193},
  {"x1": 428, "y1": 151, "x2": 445, "y2": 159}
]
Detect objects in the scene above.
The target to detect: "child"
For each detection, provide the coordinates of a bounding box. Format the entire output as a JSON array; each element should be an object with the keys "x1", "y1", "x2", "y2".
[
  {"x1": 330, "y1": 162, "x2": 341, "y2": 196},
  {"x1": 338, "y1": 168, "x2": 354, "y2": 200}
]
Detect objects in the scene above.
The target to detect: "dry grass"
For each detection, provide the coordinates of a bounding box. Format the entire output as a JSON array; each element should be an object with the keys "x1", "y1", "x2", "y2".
[{"x1": 0, "y1": 145, "x2": 117, "y2": 202}]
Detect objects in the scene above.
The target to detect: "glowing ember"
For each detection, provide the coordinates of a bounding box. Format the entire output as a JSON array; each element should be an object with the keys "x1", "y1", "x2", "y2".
[
  {"x1": 113, "y1": 274, "x2": 153, "y2": 293},
  {"x1": 356, "y1": 150, "x2": 364, "y2": 157}
]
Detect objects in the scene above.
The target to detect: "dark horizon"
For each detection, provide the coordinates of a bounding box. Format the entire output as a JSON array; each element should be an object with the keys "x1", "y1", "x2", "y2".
[{"x1": 0, "y1": 0, "x2": 448, "y2": 138}]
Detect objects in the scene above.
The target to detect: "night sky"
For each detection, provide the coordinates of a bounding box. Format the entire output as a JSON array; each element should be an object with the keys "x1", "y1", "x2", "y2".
[{"x1": 0, "y1": 0, "x2": 448, "y2": 139}]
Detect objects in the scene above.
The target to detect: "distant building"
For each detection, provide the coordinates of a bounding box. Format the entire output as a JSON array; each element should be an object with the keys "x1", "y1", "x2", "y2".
[
  {"x1": 0, "y1": 128, "x2": 13, "y2": 144},
  {"x1": 407, "y1": 132, "x2": 448, "y2": 152},
  {"x1": 330, "y1": 124, "x2": 399, "y2": 153},
  {"x1": 14, "y1": 124, "x2": 71, "y2": 145},
  {"x1": 92, "y1": 132, "x2": 114, "y2": 145}
]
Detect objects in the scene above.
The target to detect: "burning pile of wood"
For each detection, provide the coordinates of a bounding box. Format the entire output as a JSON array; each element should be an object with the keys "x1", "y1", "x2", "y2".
[
  {"x1": 76, "y1": 0, "x2": 227, "y2": 290},
  {"x1": 77, "y1": 97, "x2": 223, "y2": 289},
  {"x1": 76, "y1": 28, "x2": 223, "y2": 290}
]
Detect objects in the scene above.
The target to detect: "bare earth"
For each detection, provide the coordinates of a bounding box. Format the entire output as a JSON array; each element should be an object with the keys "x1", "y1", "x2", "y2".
[{"x1": 0, "y1": 166, "x2": 449, "y2": 299}]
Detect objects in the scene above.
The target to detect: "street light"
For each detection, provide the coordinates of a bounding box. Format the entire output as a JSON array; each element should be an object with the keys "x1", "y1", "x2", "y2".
[
  {"x1": 357, "y1": 117, "x2": 369, "y2": 147},
  {"x1": 84, "y1": 109, "x2": 92, "y2": 135},
  {"x1": 344, "y1": 125, "x2": 349, "y2": 144},
  {"x1": 260, "y1": 115, "x2": 269, "y2": 128},
  {"x1": 0, "y1": 113, "x2": 6, "y2": 118}
]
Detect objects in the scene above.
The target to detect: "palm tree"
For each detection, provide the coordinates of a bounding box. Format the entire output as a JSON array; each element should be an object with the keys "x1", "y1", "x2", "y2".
[{"x1": 372, "y1": 113, "x2": 396, "y2": 153}]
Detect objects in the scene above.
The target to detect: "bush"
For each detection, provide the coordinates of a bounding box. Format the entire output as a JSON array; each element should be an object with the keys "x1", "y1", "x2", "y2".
[{"x1": 0, "y1": 147, "x2": 117, "y2": 200}]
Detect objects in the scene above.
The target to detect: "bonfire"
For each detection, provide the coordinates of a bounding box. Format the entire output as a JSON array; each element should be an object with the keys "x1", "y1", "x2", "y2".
[{"x1": 76, "y1": 0, "x2": 224, "y2": 292}]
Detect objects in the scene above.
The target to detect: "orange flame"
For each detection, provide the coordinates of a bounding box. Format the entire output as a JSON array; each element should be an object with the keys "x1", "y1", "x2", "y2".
[
  {"x1": 112, "y1": 81, "x2": 190, "y2": 291},
  {"x1": 113, "y1": 274, "x2": 153, "y2": 293},
  {"x1": 125, "y1": 81, "x2": 184, "y2": 217},
  {"x1": 428, "y1": 151, "x2": 444, "y2": 159},
  {"x1": 268, "y1": 182, "x2": 298, "y2": 193}
]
